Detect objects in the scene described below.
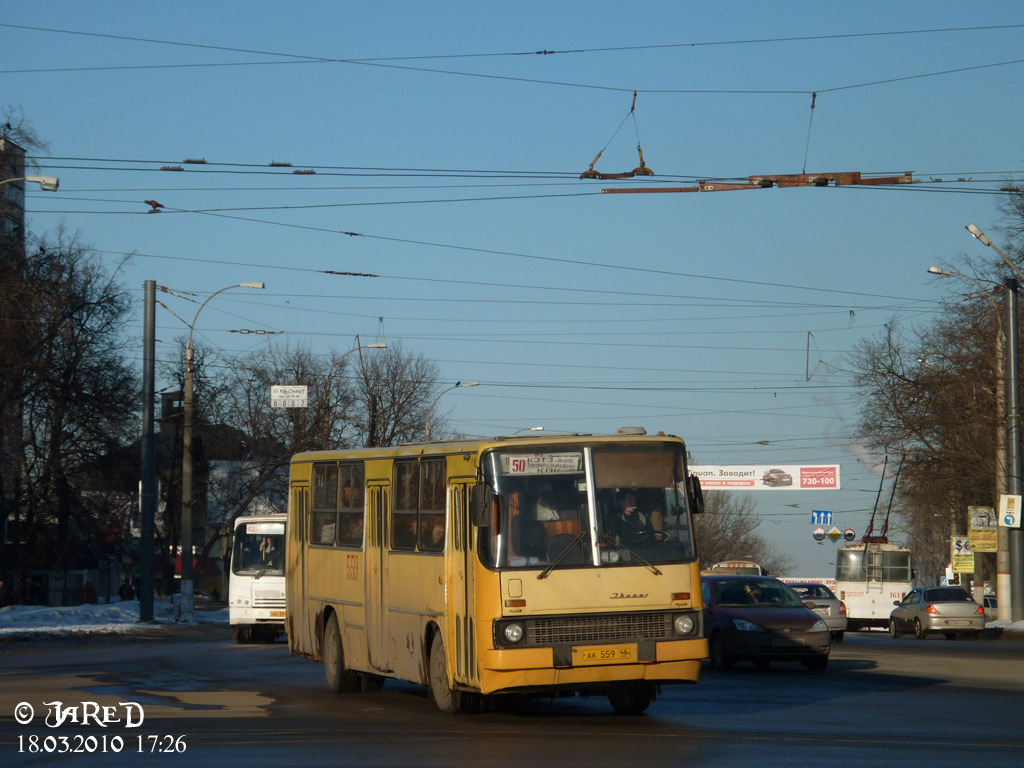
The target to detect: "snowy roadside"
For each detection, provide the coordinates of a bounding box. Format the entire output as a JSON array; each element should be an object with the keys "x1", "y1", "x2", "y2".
[{"x1": 0, "y1": 599, "x2": 228, "y2": 639}]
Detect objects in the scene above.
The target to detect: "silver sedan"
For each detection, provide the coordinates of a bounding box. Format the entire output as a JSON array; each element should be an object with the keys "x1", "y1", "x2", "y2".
[
  {"x1": 889, "y1": 586, "x2": 986, "y2": 639},
  {"x1": 787, "y1": 582, "x2": 848, "y2": 642}
]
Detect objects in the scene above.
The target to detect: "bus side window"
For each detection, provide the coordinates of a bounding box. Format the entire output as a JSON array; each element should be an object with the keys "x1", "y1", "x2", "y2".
[
  {"x1": 311, "y1": 463, "x2": 339, "y2": 545},
  {"x1": 393, "y1": 460, "x2": 418, "y2": 550},
  {"x1": 419, "y1": 459, "x2": 446, "y2": 552}
]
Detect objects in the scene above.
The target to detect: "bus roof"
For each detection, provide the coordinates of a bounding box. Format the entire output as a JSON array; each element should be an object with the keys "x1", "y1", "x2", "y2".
[{"x1": 291, "y1": 432, "x2": 687, "y2": 464}]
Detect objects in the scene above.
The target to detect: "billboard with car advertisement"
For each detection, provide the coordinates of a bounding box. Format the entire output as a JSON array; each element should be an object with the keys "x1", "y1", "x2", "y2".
[{"x1": 690, "y1": 464, "x2": 840, "y2": 491}]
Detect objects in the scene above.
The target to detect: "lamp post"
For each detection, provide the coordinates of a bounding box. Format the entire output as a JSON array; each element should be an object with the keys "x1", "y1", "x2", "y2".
[
  {"x1": 181, "y1": 282, "x2": 264, "y2": 620},
  {"x1": 0, "y1": 175, "x2": 59, "y2": 191},
  {"x1": 963, "y1": 223, "x2": 1024, "y2": 622},
  {"x1": 424, "y1": 381, "x2": 478, "y2": 442}
]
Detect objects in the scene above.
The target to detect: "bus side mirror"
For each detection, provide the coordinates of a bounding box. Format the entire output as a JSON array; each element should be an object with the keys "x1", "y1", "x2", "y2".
[
  {"x1": 688, "y1": 475, "x2": 705, "y2": 514},
  {"x1": 471, "y1": 484, "x2": 492, "y2": 528}
]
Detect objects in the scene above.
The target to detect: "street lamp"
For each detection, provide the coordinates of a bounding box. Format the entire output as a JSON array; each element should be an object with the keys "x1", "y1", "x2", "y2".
[
  {"x1": 424, "y1": 381, "x2": 479, "y2": 442},
  {"x1": 0, "y1": 175, "x2": 59, "y2": 191},
  {"x1": 181, "y1": 282, "x2": 264, "y2": 621},
  {"x1": 320, "y1": 342, "x2": 386, "y2": 441},
  {"x1": 962, "y1": 224, "x2": 1024, "y2": 622}
]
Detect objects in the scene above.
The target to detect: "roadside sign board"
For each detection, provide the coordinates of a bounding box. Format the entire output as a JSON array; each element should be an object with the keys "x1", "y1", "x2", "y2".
[
  {"x1": 951, "y1": 536, "x2": 974, "y2": 573},
  {"x1": 999, "y1": 494, "x2": 1022, "y2": 528},
  {"x1": 271, "y1": 385, "x2": 308, "y2": 408},
  {"x1": 969, "y1": 506, "x2": 998, "y2": 552},
  {"x1": 690, "y1": 464, "x2": 840, "y2": 491}
]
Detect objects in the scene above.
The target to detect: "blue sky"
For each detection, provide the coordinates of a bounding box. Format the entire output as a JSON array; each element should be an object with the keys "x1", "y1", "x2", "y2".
[{"x1": 4, "y1": 1, "x2": 1023, "y2": 574}]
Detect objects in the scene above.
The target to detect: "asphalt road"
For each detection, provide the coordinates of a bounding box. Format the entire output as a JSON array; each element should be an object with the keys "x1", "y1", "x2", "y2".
[{"x1": 2, "y1": 626, "x2": 1022, "y2": 767}]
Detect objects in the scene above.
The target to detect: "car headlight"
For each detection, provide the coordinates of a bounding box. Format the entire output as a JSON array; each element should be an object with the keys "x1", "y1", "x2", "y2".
[
  {"x1": 810, "y1": 619, "x2": 829, "y2": 633},
  {"x1": 732, "y1": 618, "x2": 764, "y2": 632},
  {"x1": 674, "y1": 614, "x2": 695, "y2": 635},
  {"x1": 503, "y1": 622, "x2": 524, "y2": 644}
]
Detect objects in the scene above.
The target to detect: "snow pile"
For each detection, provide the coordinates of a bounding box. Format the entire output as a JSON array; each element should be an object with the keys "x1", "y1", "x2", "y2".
[{"x1": 0, "y1": 599, "x2": 227, "y2": 637}]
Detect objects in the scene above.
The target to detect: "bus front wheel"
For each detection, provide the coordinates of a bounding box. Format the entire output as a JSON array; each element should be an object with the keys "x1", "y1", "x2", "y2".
[
  {"x1": 608, "y1": 682, "x2": 654, "y2": 715},
  {"x1": 323, "y1": 614, "x2": 360, "y2": 693}
]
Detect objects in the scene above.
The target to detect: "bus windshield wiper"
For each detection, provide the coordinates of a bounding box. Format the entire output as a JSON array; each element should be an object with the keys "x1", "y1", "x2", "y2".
[
  {"x1": 537, "y1": 531, "x2": 588, "y2": 580},
  {"x1": 601, "y1": 534, "x2": 662, "y2": 576}
]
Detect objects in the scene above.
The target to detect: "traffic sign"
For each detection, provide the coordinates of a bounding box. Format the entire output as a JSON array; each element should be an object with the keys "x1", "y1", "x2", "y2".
[
  {"x1": 811, "y1": 510, "x2": 833, "y2": 526},
  {"x1": 812, "y1": 527, "x2": 826, "y2": 542},
  {"x1": 827, "y1": 526, "x2": 842, "y2": 542},
  {"x1": 999, "y1": 494, "x2": 1022, "y2": 528},
  {"x1": 843, "y1": 528, "x2": 856, "y2": 541}
]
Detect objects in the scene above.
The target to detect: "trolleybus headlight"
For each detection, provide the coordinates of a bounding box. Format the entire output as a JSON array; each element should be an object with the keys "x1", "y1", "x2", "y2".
[
  {"x1": 673, "y1": 614, "x2": 695, "y2": 635},
  {"x1": 503, "y1": 622, "x2": 524, "y2": 644}
]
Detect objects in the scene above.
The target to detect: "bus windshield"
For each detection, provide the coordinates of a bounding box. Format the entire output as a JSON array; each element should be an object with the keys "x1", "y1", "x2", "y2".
[
  {"x1": 233, "y1": 520, "x2": 286, "y2": 577},
  {"x1": 479, "y1": 444, "x2": 697, "y2": 569}
]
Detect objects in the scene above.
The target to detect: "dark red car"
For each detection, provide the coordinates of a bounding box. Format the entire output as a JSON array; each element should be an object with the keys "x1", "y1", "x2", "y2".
[
  {"x1": 701, "y1": 574, "x2": 830, "y2": 671},
  {"x1": 761, "y1": 468, "x2": 793, "y2": 487}
]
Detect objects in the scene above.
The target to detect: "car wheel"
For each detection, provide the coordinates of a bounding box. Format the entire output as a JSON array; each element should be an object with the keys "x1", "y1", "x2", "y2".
[
  {"x1": 803, "y1": 655, "x2": 828, "y2": 672},
  {"x1": 608, "y1": 682, "x2": 655, "y2": 715},
  {"x1": 323, "y1": 613, "x2": 360, "y2": 693},
  {"x1": 889, "y1": 619, "x2": 902, "y2": 639},
  {"x1": 914, "y1": 618, "x2": 927, "y2": 640},
  {"x1": 709, "y1": 632, "x2": 734, "y2": 670},
  {"x1": 832, "y1": 631, "x2": 844, "y2": 643}
]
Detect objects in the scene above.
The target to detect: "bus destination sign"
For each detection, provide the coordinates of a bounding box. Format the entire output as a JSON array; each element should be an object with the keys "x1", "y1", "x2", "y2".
[{"x1": 501, "y1": 452, "x2": 583, "y2": 476}]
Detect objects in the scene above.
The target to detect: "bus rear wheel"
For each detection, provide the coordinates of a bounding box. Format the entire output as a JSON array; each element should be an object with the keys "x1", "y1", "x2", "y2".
[
  {"x1": 428, "y1": 633, "x2": 459, "y2": 713},
  {"x1": 323, "y1": 614, "x2": 360, "y2": 693},
  {"x1": 608, "y1": 682, "x2": 654, "y2": 715}
]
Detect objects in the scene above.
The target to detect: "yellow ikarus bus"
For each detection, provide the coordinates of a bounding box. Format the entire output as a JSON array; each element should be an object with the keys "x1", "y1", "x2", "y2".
[{"x1": 285, "y1": 429, "x2": 707, "y2": 714}]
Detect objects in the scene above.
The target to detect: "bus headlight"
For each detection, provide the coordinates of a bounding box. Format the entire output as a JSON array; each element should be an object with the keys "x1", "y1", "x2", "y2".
[
  {"x1": 673, "y1": 614, "x2": 695, "y2": 635},
  {"x1": 503, "y1": 622, "x2": 524, "y2": 644}
]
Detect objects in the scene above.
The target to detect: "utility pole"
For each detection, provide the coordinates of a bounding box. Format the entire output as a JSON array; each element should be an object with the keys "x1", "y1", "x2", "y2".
[
  {"x1": 139, "y1": 281, "x2": 156, "y2": 622},
  {"x1": 1006, "y1": 277, "x2": 1023, "y2": 622}
]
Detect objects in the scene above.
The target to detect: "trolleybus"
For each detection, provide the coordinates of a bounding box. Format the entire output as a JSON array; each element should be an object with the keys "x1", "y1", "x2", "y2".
[
  {"x1": 285, "y1": 430, "x2": 707, "y2": 713},
  {"x1": 834, "y1": 538, "x2": 912, "y2": 631}
]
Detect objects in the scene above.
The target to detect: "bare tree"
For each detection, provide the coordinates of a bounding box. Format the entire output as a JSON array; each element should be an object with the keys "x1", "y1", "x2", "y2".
[
  {"x1": 694, "y1": 491, "x2": 791, "y2": 576},
  {"x1": 352, "y1": 342, "x2": 441, "y2": 447},
  {"x1": 2, "y1": 228, "x2": 137, "y2": 573},
  {"x1": 849, "y1": 306, "x2": 1001, "y2": 576}
]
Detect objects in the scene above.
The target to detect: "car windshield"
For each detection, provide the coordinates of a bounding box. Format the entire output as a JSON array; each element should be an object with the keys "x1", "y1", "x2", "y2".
[
  {"x1": 478, "y1": 444, "x2": 698, "y2": 570},
  {"x1": 924, "y1": 587, "x2": 972, "y2": 602},
  {"x1": 713, "y1": 579, "x2": 805, "y2": 607}
]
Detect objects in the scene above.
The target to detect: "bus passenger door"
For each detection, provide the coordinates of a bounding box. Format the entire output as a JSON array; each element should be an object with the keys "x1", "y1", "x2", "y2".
[
  {"x1": 287, "y1": 483, "x2": 311, "y2": 653},
  {"x1": 449, "y1": 482, "x2": 479, "y2": 688},
  {"x1": 365, "y1": 482, "x2": 391, "y2": 672}
]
